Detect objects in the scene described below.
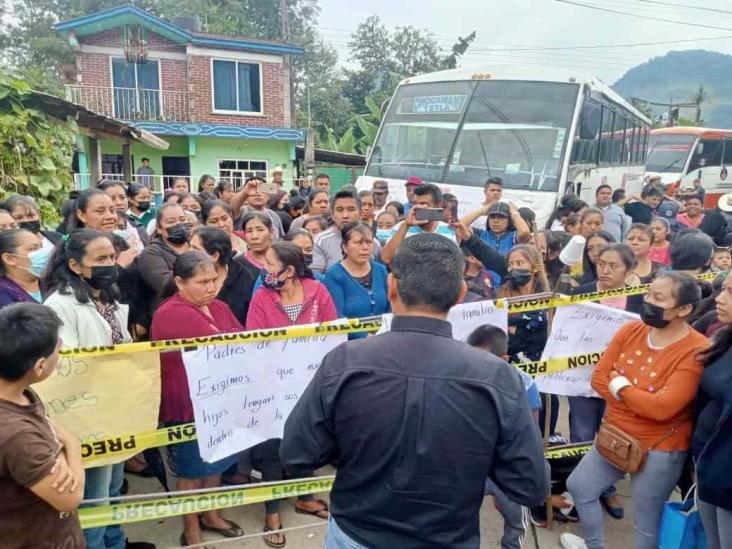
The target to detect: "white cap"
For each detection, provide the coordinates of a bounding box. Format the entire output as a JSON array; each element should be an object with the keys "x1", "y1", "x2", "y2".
[
  {"x1": 718, "y1": 193, "x2": 732, "y2": 212},
  {"x1": 559, "y1": 235, "x2": 586, "y2": 267},
  {"x1": 272, "y1": 166, "x2": 284, "y2": 174}
]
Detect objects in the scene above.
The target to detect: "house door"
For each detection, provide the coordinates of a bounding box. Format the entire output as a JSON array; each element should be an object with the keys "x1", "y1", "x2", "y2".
[
  {"x1": 162, "y1": 156, "x2": 190, "y2": 189},
  {"x1": 112, "y1": 58, "x2": 160, "y2": 120}
]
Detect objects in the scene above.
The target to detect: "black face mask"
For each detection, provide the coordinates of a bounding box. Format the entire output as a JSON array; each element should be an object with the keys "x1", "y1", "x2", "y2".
[
  {"x1": 84, "y1": 265, "x2": 119, "y2": 290},
  {"x1": 165, "y1": 223, "x2": 191, "y2": 245},
  {"x1": 505, "y1": 268, "x2": 532, "y2": 288},
  {"x1": 19, "y1": 220, "x2": 41, "y2": 234},
  {"x1": 640, "y1": 301, "x2": 671, "y2": 328},
  {"x1": 303, "y1": 254, "x2": 314, "y2": 266},
  {"x1": 136, "y1": 201, "x2": 151, "y2": 212}
]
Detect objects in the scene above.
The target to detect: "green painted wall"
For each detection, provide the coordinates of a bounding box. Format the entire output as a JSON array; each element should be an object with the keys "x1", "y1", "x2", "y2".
[
  {"x1": 190, "y1": 137, "x2": 293, "y2": 180},
  {"x1": 93, "y1": 136, "x2": 295, "y2": 186},
  {"x1": 315, "y1": 166, "x2": 363, "y2": 193}
]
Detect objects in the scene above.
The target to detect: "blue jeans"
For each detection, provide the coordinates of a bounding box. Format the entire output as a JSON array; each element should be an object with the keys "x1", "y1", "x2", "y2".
[
  {"x1": 567, "y1": 445, "x2": 686, "y2": 549},
  {"x1": 485, "y1": 479, "x2": 528, "y2": 549},
  {"x1": 698, "y1": 497, "x2": 732, "y2": 549},
  {"x1": 82, "y1": 463, "x2": 126, "y2": 549},
  {"x1": 323, "y1": 517, "x2": 368, "y2": 549}
]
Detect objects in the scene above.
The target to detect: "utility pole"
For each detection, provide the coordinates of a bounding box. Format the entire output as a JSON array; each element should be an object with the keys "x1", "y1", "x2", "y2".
[
  {"x1": 279, "y1": 0, "x2": 295, "y2": 129},
  {"x1": 630, "y1": 96, "x2": 698, "y2": 127}
]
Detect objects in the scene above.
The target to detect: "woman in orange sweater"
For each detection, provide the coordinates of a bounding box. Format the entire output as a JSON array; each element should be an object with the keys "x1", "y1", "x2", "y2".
[{"x1": 561, "y1": 271, "x2": 708, "y2": 549}]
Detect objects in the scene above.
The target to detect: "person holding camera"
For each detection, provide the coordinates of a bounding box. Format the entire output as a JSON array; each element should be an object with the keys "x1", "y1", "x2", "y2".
[{"x1": 380, "y1": 183, "x2": 457, "y2": 265}]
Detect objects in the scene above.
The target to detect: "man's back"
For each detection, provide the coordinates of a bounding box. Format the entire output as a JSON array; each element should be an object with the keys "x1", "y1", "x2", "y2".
[{"x1": 281, "y1": 316, "x2": 549, "y2": 549}]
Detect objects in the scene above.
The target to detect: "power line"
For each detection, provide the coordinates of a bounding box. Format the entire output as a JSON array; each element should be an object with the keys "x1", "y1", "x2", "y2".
[
  {"x1": 634, "y1": 0, "x2": 732, "y2": 15},
  {"x1": 555, "y1": 0, "x2": 732, "y2": 31},
  {"x1": 468, "y1": 34, "x2": 732, "y2": 52}
]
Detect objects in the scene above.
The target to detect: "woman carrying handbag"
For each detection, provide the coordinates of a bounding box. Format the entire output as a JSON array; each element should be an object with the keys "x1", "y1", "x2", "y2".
[{"x1": 561, "y1": 272, "x2": 709, "y2": 549}]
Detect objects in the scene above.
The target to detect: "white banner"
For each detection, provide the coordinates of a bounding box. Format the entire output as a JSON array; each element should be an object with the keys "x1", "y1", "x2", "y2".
[
  {"x1": 536, "y1": 302, "x2": 638, "y2": 397},
  {"x1": 378, "y1": 300, "x2": 508, "y2": 341},
  {"x1": 183, "y1": 332, "x2": 347, "y2": 462}
]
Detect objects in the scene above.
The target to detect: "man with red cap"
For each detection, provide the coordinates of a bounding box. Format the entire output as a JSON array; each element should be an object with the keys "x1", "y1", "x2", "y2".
[{"x1": 403, "y1": 176, "x2": 423, "y2": 215}]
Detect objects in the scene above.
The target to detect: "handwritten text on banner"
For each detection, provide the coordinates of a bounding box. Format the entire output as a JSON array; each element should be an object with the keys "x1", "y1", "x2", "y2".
[
  {"x1": 536, "y1": 302, "x2": 638, "y2": 397},
  {"x1": 379, "y1": 300, "x2": 507, "y2": 340},
  {"x1": 183, "y1": 333, "x2": 347, "y2": 463},
  {"x1": 35, "y1": 351, "x2": 161, "y2": 467}
]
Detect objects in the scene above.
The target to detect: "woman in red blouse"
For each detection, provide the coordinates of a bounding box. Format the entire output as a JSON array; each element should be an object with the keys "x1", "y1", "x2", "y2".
[{"x1": 151, "y1": 251, "x2": 244, "y2": 547}]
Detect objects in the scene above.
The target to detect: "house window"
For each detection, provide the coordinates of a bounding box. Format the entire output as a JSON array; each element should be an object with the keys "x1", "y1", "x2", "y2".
[
  {"x1": 218, "y1": 159, "x2": 268, "y2": 188},
  {"x1": 212, "y1": 60, "x2": 262, "y2": 114},
  {"x1": 111, "y1": 58, "x2": 160, "y2": 120}
]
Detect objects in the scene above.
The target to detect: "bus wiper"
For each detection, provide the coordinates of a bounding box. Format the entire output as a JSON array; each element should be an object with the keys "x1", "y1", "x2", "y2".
[{"x1": 658, "y1": 156, "x2": 683, "y2": 173}]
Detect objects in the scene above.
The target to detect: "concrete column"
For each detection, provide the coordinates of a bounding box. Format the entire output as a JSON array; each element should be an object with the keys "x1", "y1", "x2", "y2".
[
  {"x1": 88, "y1": 137, "x2": 102, "y2": 185},
  {"x1": 122, "y1": 142, "x2": 132, "y2": 183}
]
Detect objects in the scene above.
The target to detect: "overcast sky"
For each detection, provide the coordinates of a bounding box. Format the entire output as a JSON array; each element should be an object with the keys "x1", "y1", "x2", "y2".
[{"x1": 317, "y1": 0, "x2": 732, "y2": 84}]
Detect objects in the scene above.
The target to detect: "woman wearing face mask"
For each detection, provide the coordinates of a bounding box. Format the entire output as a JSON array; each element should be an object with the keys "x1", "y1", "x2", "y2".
[
  {"x1": 562, "y1": 272, "x2": 707, "y2": 549},
  {"x1": 324, "y1": 222, "x2": 389, "y2": 338},
  {"x1": 375, "y1": 211, "x2": 398, "y2": 245},
  {"x1": 649, "y1": 217, "x2": 672, "y2": 266},
  {"x1": 498, "y1": 245, "x2": 549, "y2": 361},
  {"x1": 189, "y1": 226, "x2": 258, "y2": 325},
  {"x1": 576, "y1": 231, "x2": 615, "y2": 285},
  {"x1": 97, "y1": 180, "x2": 148, "y2": 251},
  {"x1": 245, "y1": 241, "x2": 336, "y2": 546},
  {"x1": 0, "y1": 229, "x2": 45, "y2": 306},
  {"x1": 627, "y1": 223, "x2": 663, "y2": 284},
  {"x1": 151, "y1": 251, "x2": 244, "y2": 547},
  {"x1": 127, "y1": 183, "x2": 156, "y2": 227},
  {"x1": 693, "y1": 272, "x2": 732, "y2": 549},
  {"x1": 289, "y1": 190, "x2": 331, "y2": 232},
  {"x1": 137, "y1": 204, "x2": 192, "y2": 324},
  {"x1": 4, "y1": 195, "x2": 62, "y2": 252},
  {"x1": 43, "y1": 229, "x2": 148, "y2": 549},
  {"x1": 202, "y1": 200, "x2": 247, "y2": 256},
  {"x1": 569, "y1": 243, "x2": 643, "y2": 520},
  {"x1": 242, "y1": 212, "x2": 274, "y2": 270}
]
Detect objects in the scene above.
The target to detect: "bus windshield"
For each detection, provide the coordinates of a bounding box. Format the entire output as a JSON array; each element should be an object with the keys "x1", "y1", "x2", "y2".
[
  {"x1": 366, "y1": 80, "x2": 579, "y2": 191},
  {"x1": 645, "y1": 134, "x2": 696, "y2": 173}
]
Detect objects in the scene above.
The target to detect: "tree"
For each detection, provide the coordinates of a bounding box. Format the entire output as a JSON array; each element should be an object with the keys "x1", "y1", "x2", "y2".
[
  {"x1": 0, "y1": 72, "x2": 76, "y2": 222},
  {"x1": 443, "y1": 31, "x2": 476, "y2": 69}
]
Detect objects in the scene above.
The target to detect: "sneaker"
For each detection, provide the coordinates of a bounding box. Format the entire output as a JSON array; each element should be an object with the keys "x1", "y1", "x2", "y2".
[{"x1": 560, "y1": 533, "x2": 587, "y2": 549}]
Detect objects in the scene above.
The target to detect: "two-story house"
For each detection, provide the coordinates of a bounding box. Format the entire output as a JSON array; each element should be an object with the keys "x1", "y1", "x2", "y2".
[{"x1": 55, "y1": 4, "x2": 304, "y2": 191}]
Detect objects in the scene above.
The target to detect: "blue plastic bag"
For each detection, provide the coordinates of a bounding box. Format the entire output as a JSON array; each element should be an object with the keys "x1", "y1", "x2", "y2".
[{"x1": 658, "y1": 497, "x2": 708, "y2": 549}]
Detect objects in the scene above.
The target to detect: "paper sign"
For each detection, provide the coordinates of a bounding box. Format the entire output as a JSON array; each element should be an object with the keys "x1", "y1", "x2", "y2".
[
  {"x1": 183, "y1": 333, "x2": 347, "y2": 463},
  {"x1": 535, "y1": 302, "x2": 638, "y2": 397},
  {"x1": 35, "y1": 351, "x2": 161, "y2": 467},
  {"x1": 378, "y1": 300, "x2": 508, "y2": 341}
]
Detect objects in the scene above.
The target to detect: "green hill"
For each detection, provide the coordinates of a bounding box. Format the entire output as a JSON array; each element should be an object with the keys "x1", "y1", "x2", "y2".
[{"x1": 613, "y1": 49, "x2": 732, "y2": 128}]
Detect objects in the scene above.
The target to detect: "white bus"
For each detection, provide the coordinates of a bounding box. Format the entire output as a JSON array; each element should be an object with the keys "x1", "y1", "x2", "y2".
[
  {"x1": 356, "y1": 66, "x2": 651, "y2": 225},
  {"x1": 646, "y1": 127, "x2": 732, "y2": 208}
]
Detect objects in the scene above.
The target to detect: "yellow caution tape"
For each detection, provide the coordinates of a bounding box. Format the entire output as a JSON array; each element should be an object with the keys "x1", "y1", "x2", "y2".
[
  {"x1": 79, "y1": 477, "x2": 336, "y2": 529},
  {"x1": 60, "y1": 273, "x2": 717, "y2": 358},
  {"x1": 79, "y1": 444, "x2": 593, "y2": 529},
  {"x1": 80, "y1": 352, "x2": 601, "y2": 466}
]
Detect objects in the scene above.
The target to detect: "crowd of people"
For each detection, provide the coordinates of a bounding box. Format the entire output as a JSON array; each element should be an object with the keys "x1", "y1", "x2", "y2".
[{"x1": 0, "y1": 170, "x2": 730, "y2": 549}]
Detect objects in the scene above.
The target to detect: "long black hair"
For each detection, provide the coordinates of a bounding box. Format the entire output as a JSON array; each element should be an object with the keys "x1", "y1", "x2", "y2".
[
  {"x1": 161, "y1": 250, "x2": 215, "y2": 300},
  {"x1": 271, "y1": 241, "x2": 314, "y2": 280},
  {"x1": 192, "y1": 226, "x2": 232, "y2": 268},
  {"x1": 43, "y1": 229, "x2": 119, "y2": 304},
  {"x1": 579, "y1": 230, "x2": 615, "y2": 284},
  {"x1": 66, "y1": 188, "x2": 111, "y2": 232},
  {"x1": 201, "y1": 200, "x2": 233, "y2": 225}
]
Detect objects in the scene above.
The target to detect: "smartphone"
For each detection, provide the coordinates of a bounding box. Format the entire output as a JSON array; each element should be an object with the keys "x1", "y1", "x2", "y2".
[
  {"x1": 415, "y1": 208, "x2": 445, "y2": 221},
  {"x1": 257, "y1": 182, "x2": 277, "y2": 195},
  {"x1": 450, "y1": 203, "x2": 459, "y2": 222}
]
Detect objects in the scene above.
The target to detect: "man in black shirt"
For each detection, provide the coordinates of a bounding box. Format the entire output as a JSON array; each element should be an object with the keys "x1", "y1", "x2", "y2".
[
  {"x1": 281, "y1": 233, "x2": 549, "y2": 549},
  {"x1": 623, "y1": 185, "x2": 663, "y2": 224}
]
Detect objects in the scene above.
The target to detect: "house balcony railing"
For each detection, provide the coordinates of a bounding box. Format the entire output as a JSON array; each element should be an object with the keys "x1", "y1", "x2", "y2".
[{"x1": 65, "y1": 85, "x2": 190, "y2": 123}]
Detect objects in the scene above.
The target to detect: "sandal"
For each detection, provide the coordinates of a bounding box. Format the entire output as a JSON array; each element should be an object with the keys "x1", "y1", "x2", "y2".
[
  {"x1": 294, "y1": 499, "x2": 329, "y2": 519},
  {"x1": 180, "y1": 532, "x2": 209, "y2": 548},
  {"x1": 198, "y1": 518, "x2": 243, "y2": 537},
  {"x1": 263, "y1": 525, "x2": 286, "y2": 548}
]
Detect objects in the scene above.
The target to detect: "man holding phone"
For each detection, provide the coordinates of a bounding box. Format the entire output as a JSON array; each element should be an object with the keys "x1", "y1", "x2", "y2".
[
  {"x1": 380, "y1": 183, "x2": 458, "y2": 265},
  {"x1": 230, "y1": 176, "x2": 285, "y2": 239}
]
